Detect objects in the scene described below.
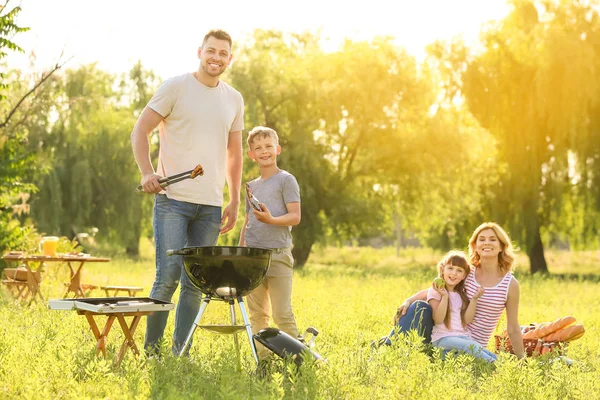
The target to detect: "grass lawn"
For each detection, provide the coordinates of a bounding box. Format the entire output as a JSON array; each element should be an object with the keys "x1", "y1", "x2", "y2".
[{"x1": 1, "y1": 245, "x2": 599, "y2": 399}]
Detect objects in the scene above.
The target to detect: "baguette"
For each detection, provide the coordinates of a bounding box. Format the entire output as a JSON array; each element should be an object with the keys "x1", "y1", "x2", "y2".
[
  {"x1": 566, "y1": 332, "x2": 585, "y2": 342},
  {"x1": 522, "y1": 316, "x2": 576, "y2": 339},
  {"x1": 543, "y1": 324, "x2": 585, "y2": 342}
]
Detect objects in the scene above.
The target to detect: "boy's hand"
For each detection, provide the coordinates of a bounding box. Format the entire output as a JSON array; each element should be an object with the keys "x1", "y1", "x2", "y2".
[{"x1": 253, "y1": 203, "x2": 274, "y2": 224}]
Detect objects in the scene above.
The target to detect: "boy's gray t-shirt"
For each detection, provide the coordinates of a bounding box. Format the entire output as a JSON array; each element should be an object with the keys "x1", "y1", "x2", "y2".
[{"x1": 245, "y1": 170, "x2": 300, "y2": 249}]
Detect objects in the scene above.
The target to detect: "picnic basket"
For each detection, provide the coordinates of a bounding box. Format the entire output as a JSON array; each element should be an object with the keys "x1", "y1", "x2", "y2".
[{"x1": 495, "y1": 316, "x2": 585, "y2": 357}]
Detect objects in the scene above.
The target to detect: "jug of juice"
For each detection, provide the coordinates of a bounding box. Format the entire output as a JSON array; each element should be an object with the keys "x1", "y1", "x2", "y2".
[{"x1": 40, "y1": 236, "x2": 59, "y2": 256}]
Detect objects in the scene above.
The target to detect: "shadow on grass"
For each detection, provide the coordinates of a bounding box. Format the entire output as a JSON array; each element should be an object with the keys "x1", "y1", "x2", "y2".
[
  {"x1": 527, "y1": 272, "x2": 600, "y2": 283},
  {"x1": 298, "y1": 261, "x2": 434, "y2": 280}
]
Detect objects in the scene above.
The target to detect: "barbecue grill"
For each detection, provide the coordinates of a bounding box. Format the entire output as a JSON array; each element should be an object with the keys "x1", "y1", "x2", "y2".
[{"x1": 166, "y1": 246, "x2": 271, "y2": 363}]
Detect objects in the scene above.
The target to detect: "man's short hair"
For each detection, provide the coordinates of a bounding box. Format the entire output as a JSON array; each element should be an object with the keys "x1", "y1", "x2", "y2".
[
  {"x1": 202, "y1": 29, "x2": 232, "y2": 49},
  {"x1": 247, "y1": 126, "x2": 279, "y2": 148}
]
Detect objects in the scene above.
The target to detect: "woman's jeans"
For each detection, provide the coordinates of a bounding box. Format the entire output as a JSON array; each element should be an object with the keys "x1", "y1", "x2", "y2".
[
  {"x1": 385, "y1": 300, "x2": 433, "y2": 345},
  {"x1": 432, "y1": 335, "x2": 497, "y2": 362},
  {"x1": 144, "y1": 194, "x2": 221, "y2": 355}
]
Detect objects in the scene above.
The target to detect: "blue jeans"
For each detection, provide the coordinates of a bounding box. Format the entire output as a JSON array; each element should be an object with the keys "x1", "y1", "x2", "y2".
[
  {"x1": 432, "y1": 335, "x2": 497, "y2": 363},
  {"x1": 145, "y1": 194, "x2": 221, "y2": 355},
  {"x1": 386, "y1": 300, "x2": 433, "y2": 345}
]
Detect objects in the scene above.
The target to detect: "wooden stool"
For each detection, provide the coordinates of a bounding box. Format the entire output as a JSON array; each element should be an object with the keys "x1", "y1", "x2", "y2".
[
  {"x1": 101, "y1": 286, "x2": 144, "y2": 297},
  {"x1": 2, "y1": 279, "x2": 29, "y2": 300},
  {"x1": 78, "y1": 310, "x2": 151, "y2": 366},
  {"x1": 3, "y1": 267, "x2": 29, "y2": 281},
  {"x1": 2, "y1": 265, "x2": 44, "y2": 304}
]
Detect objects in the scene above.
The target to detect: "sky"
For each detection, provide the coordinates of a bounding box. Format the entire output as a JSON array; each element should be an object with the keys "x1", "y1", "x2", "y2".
[{"x1": 7, "y1": 0, "x2": 511, "y2": 80}]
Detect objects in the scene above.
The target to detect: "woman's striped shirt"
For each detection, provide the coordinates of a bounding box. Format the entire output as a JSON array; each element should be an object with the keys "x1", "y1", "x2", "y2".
[{"x1": 464, "y1": 270, "x2": 513, "y2": 346}]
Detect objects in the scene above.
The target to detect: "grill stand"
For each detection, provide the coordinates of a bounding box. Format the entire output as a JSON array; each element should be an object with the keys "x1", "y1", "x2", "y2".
[{"x1": 179, "y1": 295, "x2": 259, "y2": 366}]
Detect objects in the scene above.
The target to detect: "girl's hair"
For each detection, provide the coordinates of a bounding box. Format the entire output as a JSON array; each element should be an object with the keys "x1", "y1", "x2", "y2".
[
  {"x1": 468, "y1": 222, "x2": 515, "y2": 274},
  {"x1": 437, "y1": 250, "x2": 470, "y2": 329}
]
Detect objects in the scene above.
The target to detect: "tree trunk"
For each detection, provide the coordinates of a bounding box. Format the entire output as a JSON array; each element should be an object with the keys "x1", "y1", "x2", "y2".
[
  {"x1": 292, "y1": 242, "x2": 313, "y2": 268},
  {"x1": 527, "y1": 226, "x2": 549, "y2": 275},
  {"x1": 394, "y1": 207, "x2": 402, "y2": 257}
]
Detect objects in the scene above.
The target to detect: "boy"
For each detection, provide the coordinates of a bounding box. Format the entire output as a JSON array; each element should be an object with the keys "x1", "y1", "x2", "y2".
[{"x1": 239, "y1": 126, "x2": 301, "y2": 359}]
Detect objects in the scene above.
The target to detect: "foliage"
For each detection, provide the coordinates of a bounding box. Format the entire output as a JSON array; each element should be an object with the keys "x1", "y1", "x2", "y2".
[
  {"x1": 27, "y1": 64, "x2": 158, "y2": 256},
  {"x1": 0, "y1": 3, "x2": 42, "y2": 257},
  {"x1": 0, "y1": 247, "x2": 598, "y2": 399},
  {"x1": 230, "y1": 31, "x2": 493, "y2": 265},
  {"x1": 4, "y1": 0, "x2": 600, "y2": 270},
  {"x1": 429, "y1": 0, "x2": 600, "y2": 273},
  {"x1": 0, "y1": 1, "x2": 28, "y2": 102}
]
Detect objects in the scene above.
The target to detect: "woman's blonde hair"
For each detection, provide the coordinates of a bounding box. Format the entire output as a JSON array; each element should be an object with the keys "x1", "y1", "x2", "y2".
[
  {"x1": 468, "y1": 222, "x2": 515, "y2": 273},
  {"x1": 437, "y1": 250, "x2": 470, "y2": 329}
]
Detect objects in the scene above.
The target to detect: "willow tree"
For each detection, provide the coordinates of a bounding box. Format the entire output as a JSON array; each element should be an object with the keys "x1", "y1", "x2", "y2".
[
  {"x1": 441, "y1": 0, "x2": 600, "y2": 274},
  {"x1": 29, "y1": 64, "x2": 156, "y2": 255},
  {"x1": 546, "y1": 0, "x2": 600, "y2": 250}
]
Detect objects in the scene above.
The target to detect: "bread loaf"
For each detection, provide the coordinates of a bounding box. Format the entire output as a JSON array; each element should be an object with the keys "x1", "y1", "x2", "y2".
[
  {"x1": 543, "y1": 324, "x2": 585, "y2": 342},
  {"x1": 522, "y1": 316, "x2": 575, "y2": 339}
]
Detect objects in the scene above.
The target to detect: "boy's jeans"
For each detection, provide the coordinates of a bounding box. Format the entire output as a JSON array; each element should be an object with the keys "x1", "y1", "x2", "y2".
[
  {"x1": 432, "y1": 335, "x2": 497, "y2": 362},
  {"x1": 144, "y1": 194, "x2": 221, "y2": 355}
]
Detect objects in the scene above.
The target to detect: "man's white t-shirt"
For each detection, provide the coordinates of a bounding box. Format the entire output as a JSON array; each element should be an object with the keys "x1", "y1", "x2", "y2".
[{"x1": 147, "y1": 72, "x2": 244, "y2": 206}]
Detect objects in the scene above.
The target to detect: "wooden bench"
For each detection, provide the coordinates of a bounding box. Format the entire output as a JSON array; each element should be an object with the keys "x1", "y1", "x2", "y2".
[
  {"x1": 101, "y1": 286, "x2": 144, "y2": 297},
  {"x1": 63, "y1": 282, "x2": 98, "y2": 297}
]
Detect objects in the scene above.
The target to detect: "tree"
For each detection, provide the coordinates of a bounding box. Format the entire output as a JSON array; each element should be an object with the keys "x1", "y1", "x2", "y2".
[
  {"x1": 434, "y1": 0, "x2": 600, "y2": 273},
  {"x1": 0, "y1": 1, "x2": 64, "y2": 254},
  {"x1": 231, "y1": 30, "x2": 493, "y2": 265},
  {"x1": 29, "y1": 63, "x2": 158, "y2": 255},
  {"x1": 229, "y1": 30, "x2": 339, "y2": 265}
]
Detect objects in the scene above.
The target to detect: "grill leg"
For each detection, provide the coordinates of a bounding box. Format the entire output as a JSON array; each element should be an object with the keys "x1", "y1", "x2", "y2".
[
  {"x1": 178, "y1": 296, "x2": 210, "y2": 357},
  {"x1": 237, "y1": 295, "x2": 259, "y2": 365},
  {"x1": 229, "y1": 299, "x2": 241, "y2": 370}
]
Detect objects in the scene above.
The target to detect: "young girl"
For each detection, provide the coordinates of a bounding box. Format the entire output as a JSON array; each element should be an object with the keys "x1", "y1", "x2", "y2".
[{"x1": 427, "y1": 250, "x2": 497, "y2": 363}]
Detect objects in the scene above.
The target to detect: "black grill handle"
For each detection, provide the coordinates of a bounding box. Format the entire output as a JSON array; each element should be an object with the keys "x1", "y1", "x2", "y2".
[{"x1": 166, "y1": 248, "x2": 194, "y2": 256}]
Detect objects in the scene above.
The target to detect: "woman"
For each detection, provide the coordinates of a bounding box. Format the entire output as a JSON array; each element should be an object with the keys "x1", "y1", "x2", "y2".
[{"x1": 378, "y1": 222, "x2": 524, "y2": 358}]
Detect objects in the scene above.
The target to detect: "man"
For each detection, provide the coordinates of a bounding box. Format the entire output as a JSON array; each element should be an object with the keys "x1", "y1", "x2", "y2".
[{"x1": 130, "y1": 29, "x2": 243, "y2": 355}]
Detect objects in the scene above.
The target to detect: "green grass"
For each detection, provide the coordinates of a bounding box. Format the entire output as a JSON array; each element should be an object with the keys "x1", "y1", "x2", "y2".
[{"x1": 1, "y1": 245, "x2": 599, "y2": 399}]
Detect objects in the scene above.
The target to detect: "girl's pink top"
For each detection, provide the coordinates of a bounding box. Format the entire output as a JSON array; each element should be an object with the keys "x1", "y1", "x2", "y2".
[{"x1": 427, "y1": 289, "x2": 470, "y2": 342}]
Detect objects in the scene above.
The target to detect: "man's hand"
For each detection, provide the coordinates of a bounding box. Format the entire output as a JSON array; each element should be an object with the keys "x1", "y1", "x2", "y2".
[
  {"x1": 220, "y1": 202, "x2": 239, "y2": 234},
  {"x1": 141, "y1": 173, "x2": 164, "y2": 193}
]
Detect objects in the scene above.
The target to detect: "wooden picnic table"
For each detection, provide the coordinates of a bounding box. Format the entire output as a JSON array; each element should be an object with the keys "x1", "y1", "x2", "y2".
[{"x1": 2, "y1": 253, "x2": 110, "y2": 304}]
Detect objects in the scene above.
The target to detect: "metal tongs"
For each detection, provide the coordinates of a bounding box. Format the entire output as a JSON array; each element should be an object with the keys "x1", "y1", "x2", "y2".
[{"x1": 136, "y1": 164, "x2": 204, "y2": 193}]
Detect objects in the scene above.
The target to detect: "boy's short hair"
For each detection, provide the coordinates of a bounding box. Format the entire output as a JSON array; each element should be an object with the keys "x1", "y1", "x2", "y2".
[
  {"x1": 247, "y1": 126, "x2": 279, "y2": 148},
  {"x1": 202, "y1": 29, "x2": 232, "y2": 49}
]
